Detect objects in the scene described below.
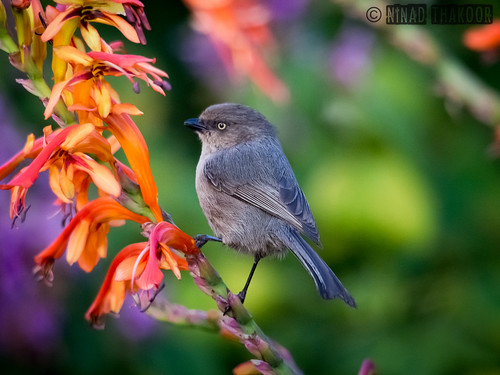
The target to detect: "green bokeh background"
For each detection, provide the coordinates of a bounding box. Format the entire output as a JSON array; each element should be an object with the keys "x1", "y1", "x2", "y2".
[{"x1": 1, "y1": 1, "x2": 500, "y2": 374}]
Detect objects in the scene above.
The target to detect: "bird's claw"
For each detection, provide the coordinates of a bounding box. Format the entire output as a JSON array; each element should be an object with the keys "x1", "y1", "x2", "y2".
[
  {"x1": 222, "y1": 291, "x2": 246, "y2": 316},
  {"x1": 236, "y1": 290, "x2": 246, "y2": 304}
]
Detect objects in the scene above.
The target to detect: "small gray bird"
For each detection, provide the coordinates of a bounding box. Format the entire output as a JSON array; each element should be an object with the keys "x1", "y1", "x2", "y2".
[{"x1": 185, "y1": 103, "x2": 355, "y2": 307}]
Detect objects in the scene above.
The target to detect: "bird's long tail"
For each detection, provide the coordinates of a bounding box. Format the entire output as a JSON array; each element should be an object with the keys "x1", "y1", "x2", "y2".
[{"x1": 281, "y1": 227, "x2": 356, "y2": 307}]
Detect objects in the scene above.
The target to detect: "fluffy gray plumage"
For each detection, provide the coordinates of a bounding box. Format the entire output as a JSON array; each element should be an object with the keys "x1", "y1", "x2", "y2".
[{"x1": 185, "y1": 103, "x2": 355, "y2": 306}]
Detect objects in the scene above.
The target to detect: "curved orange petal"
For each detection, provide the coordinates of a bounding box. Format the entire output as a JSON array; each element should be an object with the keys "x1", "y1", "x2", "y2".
[
  {"x1": 58, "y1": 164, "x2": 76, "y2": 200},
  {"x1": 78, "y1": 223, "x2": 110, "y2": 272},
  {"x1": 6, "y1": 125, "x2": 78, "y2": 188},
  {"x1": 135, "y1": 251, "x2": 163, "y2": 290},
  {"x1": 158, "y1": 244, "x2": 181, "y2": 279},
  {"x1": 80, "y1": 23, "x2": 102, "y2": 51},
  {"x1": 54, "y1": 45, "x2": 94, "y2": 66},
  {"x1": 94, "y1": 13, "x2": 140, "y2": 44},
  {"x1": 155, "y1": 221, "x2": 198, "y2": 254},
  {"x1": 66, "y1": 218, "x2": 90, "y2": 265},
  {"x1": 48, "y1": 166, "x2": 73, "y2": 203},
  {"x1": 74, "y1": 173, "x2": 91, "y2": 210},
  {"x1": 73, "y1": 156, "x2": 121, "y2": 197},
  {"x1": 34, "y1": 196, "x2": 150, "y2": 267},
  {"x1": 105, "y1": 113, "x2": 162, "y2": 221},
  {"x1": 134, "y1": 222, "x2": 194, "y2": 287},
  {"x1": 159, "y1": 250, "x2": 189, "y2": 272},
  {"x1": 51, "y1": 17, "x2": 81, "y2": 83},
  {"x1": 85, "y1": 242, "x2": 146, "y2": 323},
  {"x1": 111, "y1": 103, "x2": 143, "y2": 116},
  {"x1": 72, "y1": 130, "x2": 115, "y2": 162},
  {"x1": 60, "y1": 122, "x2": 94, "y2": 149},
  {"x1": 94, "y1": 80, "x2": 112, "y2": 118},
  {"x1": 0, "y1": 133, "x2": 45, "y2": 181},
  {"x1": 44, "y1": 78, "x2": 73, "y2": 119},
  {"x1": 134, "y1": 61, "x2": 169, "y2": 78},
  {"x1": 115, "y1": 250, "x2": 147, "y2": 281},
  {"x1": 87, "y1": 51, "x2": 154, "y2": 67},
  {"x1": 41, "y1": 7, "x2": 76, "y2": 42}
]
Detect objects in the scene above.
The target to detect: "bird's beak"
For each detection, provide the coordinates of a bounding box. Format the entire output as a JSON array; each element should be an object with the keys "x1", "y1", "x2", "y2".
[{"x1": 184, "y1": 118, "x2": 206, "y2": 133}]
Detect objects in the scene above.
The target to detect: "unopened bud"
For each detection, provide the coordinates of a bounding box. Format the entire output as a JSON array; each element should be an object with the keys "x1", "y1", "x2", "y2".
[{"x1": 11, "y1": 3, "x2": 33, "y2": 61}]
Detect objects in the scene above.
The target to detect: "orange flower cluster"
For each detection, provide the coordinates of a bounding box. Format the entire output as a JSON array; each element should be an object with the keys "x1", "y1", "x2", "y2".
[
  {"x1": 183, "y1": 0, "x2": 289, "y2": 103},
  {"x1": 0, "y1": 0, "x2": 198, "y2": 326}
]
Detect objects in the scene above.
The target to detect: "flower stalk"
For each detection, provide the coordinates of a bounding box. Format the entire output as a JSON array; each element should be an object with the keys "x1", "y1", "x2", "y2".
[
  {"x1": 147, "y1": 299, "x2": 221, "y2": 332},
  {"x1": 20, "y1": 47, "x2": 77, "y2": 125},
  {"x1": 187, "y1": 252, "x2": 303, "y2": 375}
]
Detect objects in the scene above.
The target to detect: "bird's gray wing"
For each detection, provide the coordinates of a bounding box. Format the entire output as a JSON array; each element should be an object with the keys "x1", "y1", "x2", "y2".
[
  {"x1": 278, "y1": 172, "x2": 320, "y2": 245},
  {"x1": 203, "y1": 140, "x2": 320, "y2": 245}
]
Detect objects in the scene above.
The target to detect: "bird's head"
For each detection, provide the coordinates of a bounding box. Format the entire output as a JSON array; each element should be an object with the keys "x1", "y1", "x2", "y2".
[{"x1": 184, "y1": 103, "x2": 275, "y2": 151}]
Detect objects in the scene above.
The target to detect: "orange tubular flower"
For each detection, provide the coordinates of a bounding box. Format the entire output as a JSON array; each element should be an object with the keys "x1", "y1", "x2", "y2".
[
  {"x1": 0, "y1": 133, "x2": 45, "y2": 182},
  {"x1": 34, "y1": 196, "x2": 150, "y2": 278},
  {"x1": 85, "y1": 221, "x2": 198, "y2": 327},
  {"x1": 1, "y1": 123, "x2": 120, "y2": 219},
  {"x1": 85, "y1": 242, "x2": 147, "y2": 327},
  {"x1": 136, "y1": 221, "x2": 199, "y2": 287},
  {"x1": 106, "y1": 112, "x2": 162, "y2": 222},
  {"x1": 41, "y1": 0, "x2": 140, "y2": 52},
  {"x1": 7, "y1": 184, "x2": 29, "y2": 226},
  {"x1": 44, "y1": 46, "x2": 169, "y2": 120},
  {"x1": 2, "y1": 0, "x2": 205, "y2": 330},
  {"x1": 0, "y1": 131, "x2": 47, "y2": 222}
]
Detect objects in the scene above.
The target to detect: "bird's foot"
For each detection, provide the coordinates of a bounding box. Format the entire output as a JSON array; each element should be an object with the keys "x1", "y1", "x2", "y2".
[
  {"x1": 223, "y1": 290, "x2": 246, "y2": 316},
  {"x1": 236, "y1": 289, "x2": 247, "y2": 304}
]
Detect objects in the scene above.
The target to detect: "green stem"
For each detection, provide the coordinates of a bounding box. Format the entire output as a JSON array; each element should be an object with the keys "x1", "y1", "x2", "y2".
[
  {"x1": 0, "y1": 27, "x2": 18, "y2": 53},
  {"x1": 0, "y1": 11, "x2": 75, "y2": 125},
  {"x1": 147, "y1": 299, "x2": 220, "y2": 331},
  {"x1": 22, "y1": 52, "x2": 76, "y2": 125},
  {"x1": 187, "y1": 252, "x2": 302, "y2": 375}
]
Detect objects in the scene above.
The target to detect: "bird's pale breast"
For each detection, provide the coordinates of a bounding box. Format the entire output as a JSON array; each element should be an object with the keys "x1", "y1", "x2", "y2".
[{"x1": 195, "y1": 155, "x2": 286, "y2": 256}]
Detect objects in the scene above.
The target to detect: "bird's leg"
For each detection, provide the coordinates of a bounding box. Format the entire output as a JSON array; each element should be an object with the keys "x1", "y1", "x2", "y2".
[
  {"x1": 194, "y1": 234, "x2": 222, "y2": 249},
  {"x1": 237, "y1": 254, "x2": 262, "y2": 304}
]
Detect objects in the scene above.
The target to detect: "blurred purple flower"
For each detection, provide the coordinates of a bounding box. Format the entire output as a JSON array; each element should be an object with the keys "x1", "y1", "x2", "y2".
[
  {"x1": 115, "y1": 295, "x2": 158, "y2": 341},
  {"x1": 358, "y1": 358, "x2": 377, "y2": 375},
  {"x1": 180, "y1": 32, "x2": 231, "y2": 96},
  {"x1": 329, "y1": 26, "x2": 375, "y2": 89},
  {"x1": 0, "y1": 96, "x2": 63, "y2": 357},
  {"x1": 270, "y1": 0, "x2": 309, "y2": 21}
]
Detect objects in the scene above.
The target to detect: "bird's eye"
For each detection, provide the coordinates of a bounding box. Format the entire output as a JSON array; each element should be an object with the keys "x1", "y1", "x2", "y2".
[{"x1": 217, "y1": 122, "x2": 227, "y2": 130}]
